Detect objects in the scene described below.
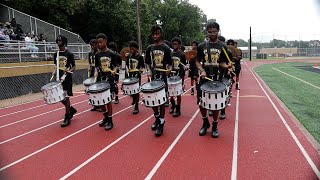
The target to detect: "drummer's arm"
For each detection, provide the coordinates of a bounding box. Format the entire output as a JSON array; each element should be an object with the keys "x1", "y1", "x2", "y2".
[
  {"x1": 67, "y1": 54, "x2": 76, "y2": 73},
  {"x1": 195, "y1": 59, "x2": 206, "y2": 77}
]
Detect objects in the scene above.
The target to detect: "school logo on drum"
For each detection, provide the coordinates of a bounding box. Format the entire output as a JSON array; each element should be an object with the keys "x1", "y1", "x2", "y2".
[
  {"x1": 153, "y1": 50, "x2": 164, "y2": 67},
  {"x1": 204, "y1": 48, "x2": 221, "y2": 66},
  {"x1": 59, "y1": 56, "x2": 68, "y2": 67},
  {"x1": 100, "y1": 56, "x2": 111, "y2": 72},
  {"x1": 172, "y1": 57, "x2": 181, "y2": 70}
]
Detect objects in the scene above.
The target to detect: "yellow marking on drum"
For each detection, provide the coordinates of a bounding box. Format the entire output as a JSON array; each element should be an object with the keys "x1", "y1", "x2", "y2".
[{"x1": 239, "y1": 95, "x2": 265, "y2": 98}]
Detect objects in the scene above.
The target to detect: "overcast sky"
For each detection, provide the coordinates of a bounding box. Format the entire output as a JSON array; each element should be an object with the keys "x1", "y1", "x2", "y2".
[{"x1": 188, "y1": 0, "x2": 320, "y2": 42}]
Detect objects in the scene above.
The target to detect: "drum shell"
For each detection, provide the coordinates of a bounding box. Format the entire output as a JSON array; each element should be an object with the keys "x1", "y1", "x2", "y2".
[
  {"x1": 141, "y1": 81, "x2": 167, "y2": 107},
  {"x1": 222, "y1": 78, "x2": 231, "y2": 97},
  {"x1": 87, "y1": 82, "x2": 112, "y2": 106},
  {"x1": 122, "y1": 77, "x2": 141, "y2": 95},
  {"x1": 41, "y1": 82, "x2": 66, "y2": 104},
  {"x1": 200, "y1": 81, "x2": 227, "y2": 110},
  {"x1": 167, "y1": 76, "x2": 183, "y2": 97}
]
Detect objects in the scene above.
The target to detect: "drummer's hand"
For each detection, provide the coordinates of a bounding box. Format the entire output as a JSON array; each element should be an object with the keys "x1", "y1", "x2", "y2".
[
  {"x1": 200, "y1": 70, "x2": 206, "y2": 77},
  {"x1": 94, "y1": 71, "x2": 98, "y2": 78},
  {"x1": 166, "y1": 70, "x2": 171, "y2": 76},
  {"x1": 184, "y1": 66, "x2": 189, "y2": 71},
  {"x1": 111, "y1": 70, "x2": 116, "y2": 75},
  {"x1": 228, "y1": 63, "x2": 233, "y2": 69}
]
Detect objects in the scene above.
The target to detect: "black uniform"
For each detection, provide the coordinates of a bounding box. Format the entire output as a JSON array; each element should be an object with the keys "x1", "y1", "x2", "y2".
[
  {"x1": 126, "y1": 53, "x2": 145, "y2": 84},
  {"x1": 88, "y1": 50, "x2": 97, "y2": 77},
  {"x1": 95, "y1": 50, "x2": 118, "y2": 93},
  {"x1": 196, "y1": 41, "x2": 228, "y2": 99},
  {"x1": 54, "y1": 50, "x2": 75, "y2": 96},
  {"x1": 171, "y1": 50, "x2": 186, "y2": 78}
]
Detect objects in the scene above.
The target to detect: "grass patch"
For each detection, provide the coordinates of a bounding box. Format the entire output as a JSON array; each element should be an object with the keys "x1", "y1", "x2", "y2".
[{"x1": 255, "y1": 62, "x2": 320, "y2": 143}]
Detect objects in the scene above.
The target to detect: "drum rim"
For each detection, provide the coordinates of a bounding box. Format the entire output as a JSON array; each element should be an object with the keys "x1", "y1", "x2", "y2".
[
  {"x1": 168, "y1": 76, "x2": 182, "y2": 84},
  {"x1": 200, "y1": 81, "x2": 226, "y2": 93},
  {"x1": 222, "y1": 78, "x2": 231, "y2": 86},
  {"x1": 140, "y1": 80, "x2": 165, "y2": 93},
  {"x1": 122, "y1": 77, "x2": 140, "y2": 85},
  {"x1": 87, "y1": 82, "x2": 111, "y2": 93},
  {"x1": 41, "y1": 81, "x2": 61, "y2": 90},
  {"x1": 83, "y1": 77, "x2": 95, "y2": 86}
]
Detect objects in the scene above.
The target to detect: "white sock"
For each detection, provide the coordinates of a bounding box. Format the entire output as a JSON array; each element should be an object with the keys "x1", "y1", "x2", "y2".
[{"x1": 159, "y1": 118, "x2": 165, "y2": 124}]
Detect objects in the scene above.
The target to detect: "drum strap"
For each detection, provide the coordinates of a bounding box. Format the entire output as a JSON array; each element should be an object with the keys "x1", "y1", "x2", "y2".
[
  {"x1": 206, "y1": 42, "x2": 214, "y2": 75},
  {"x1": 56, "y1": 51, "x2": 60, "y2": 81}
]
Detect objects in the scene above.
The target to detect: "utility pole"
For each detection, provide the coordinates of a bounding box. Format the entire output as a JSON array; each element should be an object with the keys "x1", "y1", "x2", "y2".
[
  {"x1": 249, "y1": 26, "x2": 252, "y2": 61},
  {"x1": 137, "y1": 0, "x2": 142, "y2": 54}
]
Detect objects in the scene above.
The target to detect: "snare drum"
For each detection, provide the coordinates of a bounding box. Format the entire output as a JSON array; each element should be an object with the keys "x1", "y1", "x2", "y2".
[
  {"x1": 122, "y1": 77, "x2": 140, "y2": 95},
  {"x1": 200, "y1": 81, "x2": 227, "y2": 110},
  {"x1": 167, "y1": 76, "x2": 183, "y2": 97},
  {"x1": 141, "y1": 80, "x2": 167, "y2": 107},
  {"x1": 41, "y1": 81, "x2": 66, "y2": 104},
  {"x1": 87, "y1": 82, "x2": 111, "y2": 106},
  {"x1": 83, "y1": 77, "x2": 95, "y2": 94},
  {"x1": 222, "y1": 77, "x2": 231, "y2": 97}
]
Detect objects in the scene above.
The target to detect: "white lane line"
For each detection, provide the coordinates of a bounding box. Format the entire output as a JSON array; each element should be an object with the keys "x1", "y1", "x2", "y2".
[
  {"x1": 60, "y1": 81, "x2": 194, "y2": 179},
  {"x1": 248, "y1": 62, "x2": 320, "y2": 179},
  {"x1": 0, "y1": 95, "x2": 128, "y2": 145},
  {"x1": 0, "y1": 99, "x2": 88, "y2": 128},
  {"x1": 0, "y1": 101, "x2": 133, "y2": 172},
  {"x1": 0, "y1": 94, "x2": 85, "y2": 119},
  {"x1": 272, "y1": 67, "x2": 320, "y2": 90},
  {"x1": 231, "y1": 89, "x2": 240, "y2": 180},
  {"x1": 145, "y1": 109, "x2": 200, "y2": 180},
  {"x1": 59, "y1": 114, "x2": 154, "y2": 180}
]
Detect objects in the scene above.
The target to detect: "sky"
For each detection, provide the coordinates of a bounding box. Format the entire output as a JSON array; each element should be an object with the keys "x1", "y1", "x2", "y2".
[{"x1": 188, "y1": 0, "x2": 320, "y2": 42}]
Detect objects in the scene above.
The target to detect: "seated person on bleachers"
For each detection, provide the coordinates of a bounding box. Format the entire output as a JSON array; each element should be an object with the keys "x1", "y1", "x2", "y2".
[{"x1": 25, "y1": 33, "x2": 39, "y2": 57}]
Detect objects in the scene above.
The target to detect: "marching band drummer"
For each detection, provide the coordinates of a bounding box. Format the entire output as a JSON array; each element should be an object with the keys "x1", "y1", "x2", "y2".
[
  {"x1": 126, "y1": 41, "x2": 145, "y2": 114},
  {"x1": 108, "y1": 42, "x2": 122, "y2": 104},
  {"x1": 169, "y1": 37, "x2": 187, "y2": 117},
  {"x1": 52, "y1": 35, "x2": 77, "y2": 127},
  {"x1": 234, "y1": 41, "x2": 242, "y2": 90},
  {"x1": 88, "y1": 39, "x2": 101, "y2": 112},
  {"x1": 195, "y1": 21, "x2": 229, "y2": 138},
  {"x1": 189, "y1": 41, "x2": 199, "y2": 96},
  {"x1": 145, "y1": 24, "x2": 172, "y2": 137},
  {"x1": 94, "y1": 33, "x2": 118, "y2": 131}
]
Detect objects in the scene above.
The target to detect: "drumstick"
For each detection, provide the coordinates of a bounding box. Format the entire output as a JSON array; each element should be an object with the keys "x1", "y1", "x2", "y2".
[
  {"x1": 179, "y1": 62, "x2": 191, "y2": 71},
  {"x1": 155, "y1": 68, "x2": 176, "y2": 73},
  {"x1": 59, "y1": 68, "x2": 73, "y2": 74},
  {"x1": 88, "y1": 70, "x2": 91, "y2": 78},
  {"x1": 94, "y1": 76, "x2": 97, "y2": 83},
  {"x1": 105, "y1": 68, "x2": 120, "y2": 75},
  {"x1": 203, "y1": 76, "x2": 214, "y2": 81},
  {"x1": 50, "y1": 73, "x2": 55, "y2": 81}
]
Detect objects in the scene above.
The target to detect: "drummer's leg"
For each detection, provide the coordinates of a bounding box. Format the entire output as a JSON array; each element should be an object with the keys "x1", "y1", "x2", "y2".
[
  {"x1": 155, "y1": 104, "x2": 165, "y2": 137},
  {"x1": 61, "y1": 81, "x2": 77, "y2": 127},
  {"x1": 211, "y1": 110, "x2": 219, "y2": 138},
  {"x1": 173, "y1": 95, "x2": 181, "y2": 117},
  {"x1": 169, "y1": 96, "x2": 175, "y2": 114}
]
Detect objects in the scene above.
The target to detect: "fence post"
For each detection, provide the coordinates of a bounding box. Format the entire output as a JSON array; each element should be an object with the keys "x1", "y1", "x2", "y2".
[
  {"x1": 44, "y1": 42, "x2": 47, "y2": 60},
  {"x1": 81, "y1": 44, "x2": 84, "y2": 59},
  {"x1": 18, "y1": 42, "x2": 22, "y2": 63}
]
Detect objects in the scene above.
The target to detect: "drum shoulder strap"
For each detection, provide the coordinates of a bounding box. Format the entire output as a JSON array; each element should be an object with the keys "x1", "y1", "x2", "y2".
[{"x1": 150, "y1": 45, "x2": 155, "y2": 69}]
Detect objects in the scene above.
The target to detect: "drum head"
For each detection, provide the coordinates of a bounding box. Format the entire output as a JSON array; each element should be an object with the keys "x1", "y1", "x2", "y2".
[
  {"x1": 168, "y1": 76, "x2": 182, "y2": 83},
  {"x1": 222, "y1": 78, "x2": 231, "y2": 86},
  {"x1": 83, "y1": 78, "x2": 95, "y2": 86},
  {"x1": 200, "y1": 81, "x2": 226, "y2": 93},
  {"x1": 41, "y1": 81, "x2": 60, "y2": 90},
  {"x1": 141, "y1": 80, "x2": 165, "y2": 93},
  {"x1": 123, "y1": 77, "x2": 139, "y2": 85},
  {"x1": 87, "y1": 82, "x2": 110, "y2": 93}
]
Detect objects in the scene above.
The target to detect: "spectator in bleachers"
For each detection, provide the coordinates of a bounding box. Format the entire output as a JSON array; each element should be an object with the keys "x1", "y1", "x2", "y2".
[
  {"x1": 25, "y1": 33, "x2": 39, "y2": 57},
  {"x1": 0, "y1": 23, "x2": 10, "y2": 41}
]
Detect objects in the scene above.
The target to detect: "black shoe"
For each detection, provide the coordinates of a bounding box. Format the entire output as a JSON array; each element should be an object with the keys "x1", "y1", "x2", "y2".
[
  {"x1": 236, "y1": 83, "x2": 240, "y2": 90},
  {"x1": 199, "y1": 118, "x2": 210, "y2": 136},
  {"x1": 151, "y1": 116, "x2": 160, "y2": 131},
  {"x1": 90, "y1": 106, "x2": 100, "y2": 111},
  {"x1": 133, "y1": 106, "x2": 139, "y2": 114},
  {"x1": 211, "y1": 121, "x2": 219, "y2": 138},
  {"x1": 191, "y1": 88, "x2": 194, "y2": 95},
  {"x1": 99, "y1": 113, "x2": 109, "y2": 127},
  {"x1": 155, "y1": 122, "x2": 165, "y2": 137},
  {"x1": 131, "y1": 95, "x2": 135, "y2": 105},
  {"x1": 173, "y1": 105, "x2": 181, "y2": 117},
  {"x1": 169, "y1": 105, "x2": 175, "y2": 114},
  {"x1": 208, "y1": 110, "x2": 213, "y2": 116},
  {"x1": 105, "y1": 120, "x2": 113, "y2": 131},
  {"x1": 220, "y1": 112, "x2": 226, "y2": 120},
  {"x1": 114, "y1": 96, "x2": 119, "y2": 104},
  {"x1": 70, "y1": 106, "x2": 77, "y2": 118},
  {"x1": 61, "y1": 114, "x2": 71, "y2": 127}
]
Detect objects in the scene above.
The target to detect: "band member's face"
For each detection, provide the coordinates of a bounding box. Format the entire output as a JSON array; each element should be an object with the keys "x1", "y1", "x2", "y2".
[
  {"x1": 56, "y1": 40, "x2": 64, "y2": 47},
  {"x1": 172, "y1": 41, "x2": 180, "y2": 50},
  {"x1": 235, "y1": 43, "x2": 238, "y2": 48},
  {"x1": 152, "y1": 30, "x2": 161, "y2": 42},
  {"x1": 130, "y1": 47, "x2": 138, "y2": 55},
  {"x1": 207, "y1": 27, "x2": 219, "y2": 42},
  {"x1": 97, "y1": 38, "x2": 107, "y2": 50},
  {"x1": 191, "y1": 43, "x2": 197, "y2": 50},
  {"x1": 91, "y1": 43, "x2": 98, "y2": 50}
]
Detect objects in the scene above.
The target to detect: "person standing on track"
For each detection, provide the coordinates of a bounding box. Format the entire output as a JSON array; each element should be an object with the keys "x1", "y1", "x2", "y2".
[
  {"x1": 94, "y1": 33, "x2": 118, "y2": 131},
  {"x1": 195, "y1": 21, "x2": 229, "y2": 138},
  {"x1": 108, "y1": 42, "x2": 122, "y2": 104},
  {"x1": 145, "y1": 24, "x2": 172, "y2": 137},
  {"x1": 169, "y1": 37, "x2": 186, "y2": 117},
  {"x1": 189, "y1": 41, "x2": 199, "y2": 96},
  {"x1": 52, "y1": 35, "x2": 77, "y2": 127},
  {"x1": 126, "y1": 41, "x2": 145, "y2": 114},
  {"x1": 234, "y1": 41, "x2": 242, "y2": 90}
]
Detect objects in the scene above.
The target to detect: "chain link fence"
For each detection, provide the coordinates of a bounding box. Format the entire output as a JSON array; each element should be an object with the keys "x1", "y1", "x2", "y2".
[{"x1": 0, "y1": 3, "x2": 84, "y2": 43}]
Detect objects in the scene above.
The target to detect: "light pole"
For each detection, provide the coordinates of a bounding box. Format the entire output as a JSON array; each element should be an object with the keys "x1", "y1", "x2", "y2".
[{"x1": 137, "y1": 0, "x2": 142, "y2": 54}]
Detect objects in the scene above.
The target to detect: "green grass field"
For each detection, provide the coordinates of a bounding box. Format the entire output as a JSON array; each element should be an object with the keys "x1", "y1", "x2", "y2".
[{"x1": 255, "y1": 62, "x2": 320, "y2": 143}]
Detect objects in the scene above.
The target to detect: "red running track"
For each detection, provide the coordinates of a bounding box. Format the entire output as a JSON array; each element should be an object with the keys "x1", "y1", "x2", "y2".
[{"x1": 0, "y1": 66, "x2": 319, "y2": 180}]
